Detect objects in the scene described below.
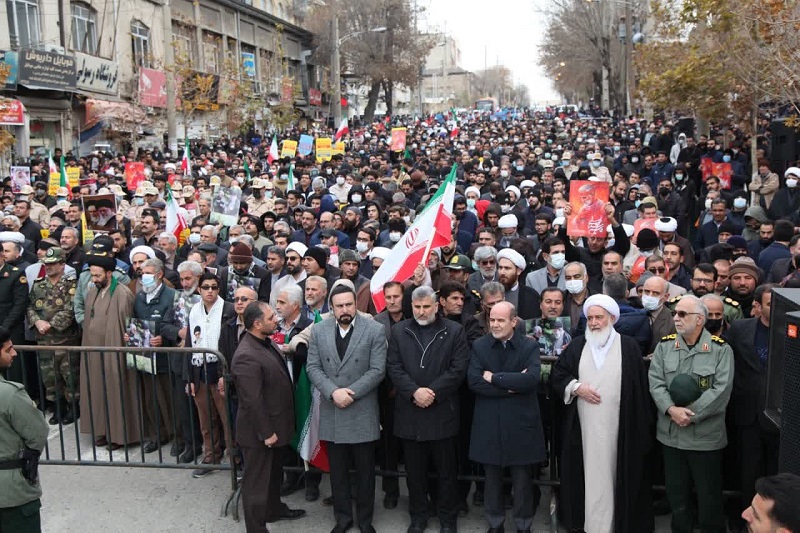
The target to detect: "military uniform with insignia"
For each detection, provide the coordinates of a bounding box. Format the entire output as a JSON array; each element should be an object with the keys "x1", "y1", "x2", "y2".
[
  {"x1": 667, "y1": 294, "x2": 743, "y2": 324},
  {"x1": 0, "y1": 259, "x2": 32, "y2": 389},
  {"x1": 0, "y1": 367, "x2": 49, "y2": 533},
  {"x1": 26, "y1": 248, "x2": 81, "y2": 424},
  {"x1": 649, "y1": 328, "x2": 734, "y2": 533}
]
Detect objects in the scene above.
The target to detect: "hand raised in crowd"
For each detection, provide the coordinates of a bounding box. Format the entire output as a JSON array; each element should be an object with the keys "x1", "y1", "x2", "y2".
[
  {"x1": 563, "y1": 203, "x2": 573, "y2": 216},
  {"x1": 668, "y1": 406, "x2": 695, "y2": 427},
  {"x1": 332, "y1": 387, "x2": 355, "y2": 408},
  {"x1": 412, "y1": 264, "x2": 426, "y2": 285},
  {"x1": 604, "y1": 203, "x2": 617, "y2": 224},
  {"x1": 413, "y1": 387, "x2": 435, "y2": 408}
]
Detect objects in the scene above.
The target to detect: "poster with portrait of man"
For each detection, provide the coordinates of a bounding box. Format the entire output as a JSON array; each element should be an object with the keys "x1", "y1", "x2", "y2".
[
  {"x1": 11, "y1": 166, "x2": 30, "y2": 193},
  {"x1": 210, "y1": 185, "x2": 242, "y2": 227},
  {"x1": 567, "y1": 180, "x2": 610, "y2": 238},
  {"x1": 82, "y1": 193, "x2": 118, "y2": 231}
]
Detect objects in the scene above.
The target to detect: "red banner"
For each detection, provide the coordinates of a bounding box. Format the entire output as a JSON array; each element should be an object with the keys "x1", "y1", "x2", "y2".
[
  {"x1": 308, "y1": 88, "x2": 322, "y2": 107},
  {"x1": 139, "y1": 68, "x2": 168, "y2": 108},
  {"x1": 124, "y1": 162, "x2": 146, "y2": 192},
  {"x1": 567, "y1": 181, "x2": 610, "y2": 237},
  {"x1": 390, "y1": 127, "x2": 407, "y2": 152},
  {"x1": 700, "y1": 157, "x2": 733, "y2": 189},
  {"x1": 0, "y1": 99, "x2": 25, "y2": 125}
]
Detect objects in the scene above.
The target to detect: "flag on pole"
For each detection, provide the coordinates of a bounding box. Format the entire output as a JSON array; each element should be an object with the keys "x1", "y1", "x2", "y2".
[
  {"x1": 449, "y1": 126, "x2": 460, "y2": 139},
  {"x1": 48, "y1": 150, "x2": 58, "y2": 175},
  {"x1": 292, "y1": 310, "x2": 329, "y2": 472},
  {"x1": 369, "y1": 164, "x2": 457, "y2": 312},
  {"x1": 181, "y1": 136, "x2": 190, "y2": 174},
  {"x1": 403, "y1": 147, "x2": 411, "y2": 160},
  {"x1": 334, "y1": 118, "x2": 349, "y2": 142},
  {"x1": 59, "y1": 155, "x2": 70, "y2": 199},
  {"x1": 165, "y1": 183, "x2": 189, "y2": 245},
  {"x1": 243, "y1": 159, "x2": 251, "y2": 183},
  {"x1": 267, "y1": 135, "x2": 279, "y2": 165},
  {"x1": 287, "y1": 163, "x2": 295, "y2": 190}
]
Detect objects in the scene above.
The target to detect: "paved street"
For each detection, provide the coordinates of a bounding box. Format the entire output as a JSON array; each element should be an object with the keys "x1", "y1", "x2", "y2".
[{"x1": 39, "y1": 422, "x2": 672, "y2": 532}]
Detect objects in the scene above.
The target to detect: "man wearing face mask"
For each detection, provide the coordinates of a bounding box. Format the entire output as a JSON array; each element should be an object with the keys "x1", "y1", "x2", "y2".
[
  {"x1": 656, "y1": 178, "x2": 686, "y2": 236},
  {"x1": 640, "y1": 274, "x2": 676, "y2": 354},
  {"x1": 378, "y1": 219, "x2": 406, "y2": 249},
  {"x1": 245, "y1": 178, "x2": 274, "y2": 218},
  {"x1": 699, "y1": 294, "x2": 727, "y2": 337},
  {"x1": 767, "y1": 167, "x2": 800, "y2": 221},
  {"x1": 526, "y1": 237, "x2": 567, "y2": 295},
  {"x1": 728, "y1": 194, "x2": 749, "y2": 228}
]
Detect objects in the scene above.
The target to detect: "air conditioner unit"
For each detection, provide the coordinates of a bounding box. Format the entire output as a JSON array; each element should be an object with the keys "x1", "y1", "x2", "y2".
[{"x1": 41, "y1": 43, "x2": 66, "y2": 55}]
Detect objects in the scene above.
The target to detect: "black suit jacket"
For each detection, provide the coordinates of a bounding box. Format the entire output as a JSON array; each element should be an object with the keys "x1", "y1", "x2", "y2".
[
  {"x1": 724, "y1": 318, "x2": 767, "y2": 427},
  {"x1": 231, "y1": 332, "x2": 295, "y2": 448}
]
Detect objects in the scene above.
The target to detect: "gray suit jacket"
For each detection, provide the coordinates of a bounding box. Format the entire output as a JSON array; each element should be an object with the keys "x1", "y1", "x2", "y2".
[
  {"x1": 525, "y1": 267, "x2": 565, "y2": 295},
  {"x1": 647, "y1": 305, "x2": 676, "y2": 355},
  {"x1": 306, "y1": 315, "x2": 387, "y2": 444}
]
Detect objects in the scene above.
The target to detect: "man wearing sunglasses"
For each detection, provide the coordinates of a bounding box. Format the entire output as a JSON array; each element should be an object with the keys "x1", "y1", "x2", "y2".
[{"x1": 649, "y1": 294, "x2": 734, "y2": 533}]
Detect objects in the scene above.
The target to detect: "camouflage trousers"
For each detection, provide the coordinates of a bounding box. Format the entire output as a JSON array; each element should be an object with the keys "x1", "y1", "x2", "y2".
[{"x1": 38, "y1": 338, "x2": 81, "y2": 403}]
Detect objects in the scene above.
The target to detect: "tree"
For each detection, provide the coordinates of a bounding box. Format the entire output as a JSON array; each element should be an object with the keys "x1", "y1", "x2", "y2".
[
  {"x1": 306, "y1": 0, "x2": 434, "y2": 122},
  {"x1": 0, "y1": 64, "x2": 16, "y2": 159}
]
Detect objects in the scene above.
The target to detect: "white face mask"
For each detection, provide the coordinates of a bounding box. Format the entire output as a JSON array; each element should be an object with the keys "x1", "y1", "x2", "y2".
[
  {"x1": 389, "y1": 232, "x2": 402, "y2": 242},
  {"x1": 500, "y1": 170, "x2": 509, "y2": 178},
  {"x1": 548, "y1": 252, "x2": 566, "y2": 270},
  {"x1": 733, "y1": 198, "x2": 747, "y2": 209},
  {"x1": 641, "y1": 294, "x2": 662, "y2": 311},
  {"x1": 188, "y1": 233, "x2": 201, "y2": 245},
  {"x1": 326, "y1": 168, "x2": 332, "y2": 175},
  {"x1": 351, "y1": 194, "x2": 362, "y2": 203},
  {"x1": 356, "y1": 241, "x2": 369, "y2": 253},
  {"x1": 705, "y1": 198, "x2": 713, "y2": 210},
  {"x1": 787, "y1": 178, "x2": 798, "y2": 188},
  {"x1": 336, "y1": 177, "x2": 345, "y2": 186},
  {"x1": 555, "y1": 208, "x2": 565, "y2": 218},
  {"x1": 565, "y1": 279, "x2": 584, "y2": 294}
]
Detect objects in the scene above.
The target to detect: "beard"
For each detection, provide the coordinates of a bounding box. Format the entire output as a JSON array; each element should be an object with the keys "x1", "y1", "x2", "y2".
[
  {"x1": 287, "y1": 263, "x2": 303, "y2": 275},
  {"x1": 479, "y1": 266, "x2": 496, "y2": 279},
  {"x1": 585, "y1": 324, "x2": 613, "y2": 349},
  {"x1": 336, "y1": 314, "x2": 353, "y2": 326},
  {"x1": 414, "y1": 314, "x2": 435, "y2": 326}
]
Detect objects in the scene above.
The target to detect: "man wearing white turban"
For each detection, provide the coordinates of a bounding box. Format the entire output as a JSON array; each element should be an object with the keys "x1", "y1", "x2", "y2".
[{"x1": 551, "y1": 294, "x2": 654, "y2": 533}]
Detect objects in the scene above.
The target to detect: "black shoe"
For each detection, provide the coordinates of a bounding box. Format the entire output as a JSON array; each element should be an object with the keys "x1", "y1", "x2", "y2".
[
  {"x1": 142, "y1": 441, "x2": 161, "y2": 453},
  {"x1": 472, "y1": 489, "x2": 484, "y2": 507},
  {"x1": 305, "y1": 484, "x2": 320, "y2": 502},
  {"x1": 178, "y1": 447, "x2": 200, "y2": 464},
  {"x1": 281, "y1": 479, "x2": 299, "y2": 497},
  {"x1": 277, "y1": 508, "x2": 306, "y2": 521},
  {"x1": 440, "y1": 527, "x2": 457, "y2": 533},
  {"x1": 517, "y1": 530, "x2": 530, "y2": 533},
  {"x1": 192, "y1": 464, "x2": 215, "y2": 478},
  {"x1": 407, "y1": 523, "x2": 426, "y2": 533},
  {"x1": 61, "y1": 405, "x2": 79, "y2": 425},
  {"x1": 322, "y1": 496, "x2": 334, "y2": 506},
  {"x1": 488, "y1": 527, "x2": 505, "y2": 533},
  {"x1": 331, "y1": 523, "x2": 352, "y2": 533},
  {"x1": 383, "y1": 494, "x2": 399, "y2": 509},
  {"x1": 170, "y1": 443, "x2": 183, "y2": 457},
  {"x1": 361, "y1": 527, "x2": 376, "y2": 533}
]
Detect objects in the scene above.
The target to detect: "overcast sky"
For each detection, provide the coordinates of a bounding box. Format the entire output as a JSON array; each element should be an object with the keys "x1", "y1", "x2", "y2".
[{"x1": 420, "y1": 0, "x2": 561, "y2": 104}]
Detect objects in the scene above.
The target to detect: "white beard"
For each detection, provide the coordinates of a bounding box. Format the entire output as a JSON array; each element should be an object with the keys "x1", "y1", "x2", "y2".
[{"x1": 585, "y1": 324, "x2": 613, "y2": 349}]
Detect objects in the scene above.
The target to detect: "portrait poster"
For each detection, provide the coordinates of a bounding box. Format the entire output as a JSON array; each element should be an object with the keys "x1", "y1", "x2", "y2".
[
  {"x1": 281, "y1": 140, "x2": 298, "y2": 158},
  {"x1": 390, "y1": 127, "x2": 407, "y2": 151},
  {"x1": 711, "y1": 162, "x2": 733, "y2": 189},
  {"x1": 567, "y1": 180, "x2": 609, "y2": 237},
  {"x1": 125, "y1": 162, "x2": 146, "y2": 192},
  {"x1": 173, "y1": 293, "x2": 200, "y2": 332},
  {"x1": 11, "y1": 166, "x2": 30, "y2": 192},
  {"x1": 209, "y1": 185, "x2": 242, "y2": 227},
  {"x1": 700, "y1": 157, "x2": 714, "y2": 181},
  {"x1": 125, "y1": 318, "x2": 157, "y2": 374},
  {"x1": 526, "y1": 317, "x2": 572, "y2": 358},
  {"x1": 82, "y1": 193, "x2": 118, "y2": 231},
  {"x1": 225, "y1": 273, "x2": 261, "y2": 302}
]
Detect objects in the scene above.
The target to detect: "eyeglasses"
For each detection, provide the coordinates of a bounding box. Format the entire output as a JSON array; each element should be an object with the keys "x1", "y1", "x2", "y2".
[
  {"x1": 199, "y1": 285, "x2": 219, "y2": 291},
  {"x1": 648, "y1": 267, "x2": 666, "y2": 274},
  {"x1": 233, "y1": 296, "x2": 252, "y2": 303},
  {"x1": 479, "y1": 260, "x2": 496, "y2": 266},
  {"x1": 672, "y1": 310, "x2": 701, "y2": 318}
]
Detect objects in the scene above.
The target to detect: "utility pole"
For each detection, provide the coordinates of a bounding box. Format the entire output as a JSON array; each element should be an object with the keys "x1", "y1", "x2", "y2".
[
  {"x1": 163, "y1": 0, "x2": 177, "y2": 153},
  {"x1": 624, "y1": 2, "x2": 632, "y2": 115},
  {"x1": 332, "y1": 15, "x2": 342, "y2": 127}
]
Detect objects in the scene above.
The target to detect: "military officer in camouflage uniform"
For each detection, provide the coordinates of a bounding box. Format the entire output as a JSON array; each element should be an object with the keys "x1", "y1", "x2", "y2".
[
  {"x1": 442, "y1": 254, "x2": 482, "y2": 316},
  {"x1": 649, "y1": 294, "x2": 734, "y2": 533},
  {"x1": 0, "y1": 327, "x2": 49, "y2": 533},
  {"x1": 26, "y1": 247, "x2": 81, "y2": 425}
]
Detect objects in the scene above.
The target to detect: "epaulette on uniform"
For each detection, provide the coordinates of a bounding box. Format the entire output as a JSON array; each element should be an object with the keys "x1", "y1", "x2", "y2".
[
  {"x1": 710, "y1": 335, "x2": 726, "y2": 345},
  {"x1": 471, "y1": 290, "x2": 481, "y2": 300},
  {"x1": 723, "y1": 297, "x2": 739, "y2": 307},
  {"x1": 668, "y1": 295, "x2": 682, "y2": 305},
  {"x1": 661, "y1": 333, "x2": 677, "y2": 342}
]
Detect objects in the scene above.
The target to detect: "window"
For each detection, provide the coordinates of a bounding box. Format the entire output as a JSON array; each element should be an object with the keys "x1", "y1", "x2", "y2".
[
  {"x1": 6, "y1": 0, "x2": 40, "y2": 49},
  {"x1": 131, "y1": 20, "x2": 150, "y2": 68},
  {"x1": 172, "y1": 23, "x2": 197, "y2": 65},
  {"x1": 202, "y1": 31, "x2": 221, "y2": 74},
  {"x1": 71, "y1": 2, "x2": 97, "y2": 54}
]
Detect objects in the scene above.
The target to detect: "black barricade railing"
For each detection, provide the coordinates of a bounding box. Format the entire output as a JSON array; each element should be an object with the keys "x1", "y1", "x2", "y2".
[
  {"x1": 13, "y1": 345, "x2": 242, "y2": 521},
  {"x1": 11, "y1": 348, "x2": 741, "y2": 530}
]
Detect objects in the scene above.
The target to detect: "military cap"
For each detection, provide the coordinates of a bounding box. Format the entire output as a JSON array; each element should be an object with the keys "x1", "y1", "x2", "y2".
[
  {"x1": 443, "y1": 254, "x2": 472, "y2": 271},
  {"x1": 338, "y1": 248, "x2": 360, "y2": 264},
  {"x1": 42, "y1": 246, "x2": 66, "y2": 264},
  {"x1": 669, "y1": 373, "x2": 702, "y2": 407}
]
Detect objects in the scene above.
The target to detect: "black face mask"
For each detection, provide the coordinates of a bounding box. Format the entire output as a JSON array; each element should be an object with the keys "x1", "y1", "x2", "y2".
[
  {"x1": 705, "y1": 318, "x2": 723, "y2": 333},
  {"x1": 659, "y1": 187, "x2": 671, "y2": 196},
  {"x1": 253, "y1": 190, "x2": 262, "y2": 199}
]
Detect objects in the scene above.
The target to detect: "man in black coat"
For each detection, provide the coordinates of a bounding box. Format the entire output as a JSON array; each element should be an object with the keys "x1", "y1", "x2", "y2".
[
  {"x1": 551, "y1": 294, "x2": 653, "y2": 533},
  {"x1": 723, "y1": 285, "x2": 779, "y2": 532},
  {"x1": 219, "y1": 242, "x2": 271, "y2": 303},
  {"x1": 387, "y1": 285, "x2": 469, "y2": 533},
  {"x1": 468, "y1": 301, "x2": 546, "y2": 533}
]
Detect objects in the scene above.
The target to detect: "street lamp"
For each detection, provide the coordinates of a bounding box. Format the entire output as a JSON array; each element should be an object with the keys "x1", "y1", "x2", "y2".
[{"x1": 332, "y1": 23, "x2": 387, "y2": 126}]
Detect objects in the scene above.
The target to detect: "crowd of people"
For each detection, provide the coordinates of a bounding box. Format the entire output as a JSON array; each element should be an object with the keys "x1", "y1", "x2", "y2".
[{"x1": 2, "y1": 107, "x2": 800, "y2": 533}]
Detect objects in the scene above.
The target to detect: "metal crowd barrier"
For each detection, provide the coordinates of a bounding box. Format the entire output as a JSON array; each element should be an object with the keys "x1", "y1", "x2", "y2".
[
  {"x1": 13, "y1": 345, "x2": 242, "y2": 521},
  {"x1": 9, "y1": 347, "x2": 742, "y2": 531}
]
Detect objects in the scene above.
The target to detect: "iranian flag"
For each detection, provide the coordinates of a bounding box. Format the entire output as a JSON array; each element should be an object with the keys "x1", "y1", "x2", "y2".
[
  {"x1": 287, "y1": 163, "x2": 295, "y2": 190},
  {"x1": 165, "y1": 184, "x2": 188, "y2": 245},
  {"x1": 370, "y1": 164, "x2": 457, "y2": 312},
  {"x1": 292, "y1": 310, "x2": 329, "y2": 472},
  {"x1": 49, "y1": 151, "x2": 69, "y2": 198},
  {"x1": 58, "y1": 155, "x2": 70, "y2": 199},
  {"x1": 334, "y1": 118, "x2": 349, "y2": 142},
  {"x1": 267, "y1": 134, "x2": 279, "y2": 165},
  {"x1": 181, "y1": 136, "x2": 191, "y2": 174},
  {"x1": 243, "y1": 158, "x2": 252, "y2": 183}
]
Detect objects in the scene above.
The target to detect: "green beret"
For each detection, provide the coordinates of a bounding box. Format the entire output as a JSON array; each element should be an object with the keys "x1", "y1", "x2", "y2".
[{"x1": 669, "y1": 373, "x2": 702, "y2": 407}]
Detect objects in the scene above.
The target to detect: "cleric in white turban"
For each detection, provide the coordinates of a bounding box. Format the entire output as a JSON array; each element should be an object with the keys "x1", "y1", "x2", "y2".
[
  {"x1": 551, "y1": 292, "x2": 653, "y2": 533},
  {"x1": 494, "y1": 247, "x2": 539, "y2": 319},
  {"x1": 498, "y1": 214, "x2": 518, "y2": 248}
]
